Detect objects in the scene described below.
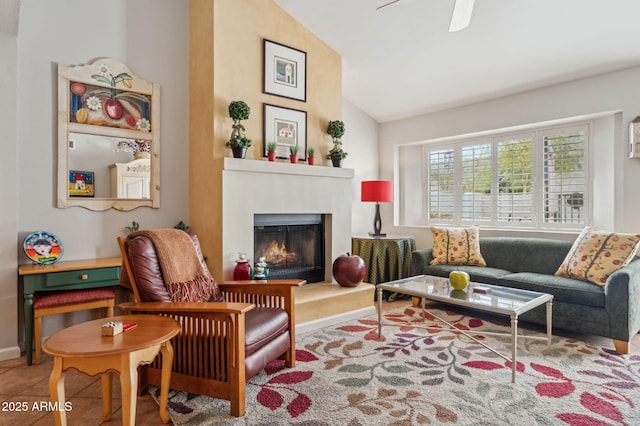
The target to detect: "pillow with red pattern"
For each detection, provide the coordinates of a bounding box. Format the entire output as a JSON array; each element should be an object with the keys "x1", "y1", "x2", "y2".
[
  {"x1": 430, "y1": 226, "x2": 486, "y2": 266},
  {"x1": 555, "y1": 227, "x2": 640, "y2": 286}
]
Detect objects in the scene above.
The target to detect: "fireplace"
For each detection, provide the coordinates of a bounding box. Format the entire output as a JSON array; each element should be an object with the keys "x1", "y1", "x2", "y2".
[{"x1": 254, "y1": 214, "x2": 325, "y2": 283}]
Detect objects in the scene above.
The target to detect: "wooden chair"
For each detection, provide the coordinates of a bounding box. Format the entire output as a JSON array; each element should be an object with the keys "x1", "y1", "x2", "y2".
[
  {"x1": 117, "y1": 233, "x2": 303, "y2": 417},
  {"x1": 33, "y1": 288, "x2": 115, "y2": 364}
]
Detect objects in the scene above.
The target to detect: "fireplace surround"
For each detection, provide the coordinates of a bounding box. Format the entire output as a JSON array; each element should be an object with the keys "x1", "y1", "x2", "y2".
[
  {"x1": 220, "y1": 158, "x2": 354, "y2": 282},
  {"x1": 254, "y1": 214, "x2": 325, "y2": 283}
]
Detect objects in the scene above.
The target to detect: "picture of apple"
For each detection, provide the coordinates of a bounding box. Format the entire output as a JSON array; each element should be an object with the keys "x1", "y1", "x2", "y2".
[
  {"x1": 449, "y1": 270, "x2": 470, "y2": 290},
  {"x1": 104, "y1": 98, "x2": 124, "y2": 120},
  {"x1": 332, "y1": 253, "x2": 366, "y2": 287}
]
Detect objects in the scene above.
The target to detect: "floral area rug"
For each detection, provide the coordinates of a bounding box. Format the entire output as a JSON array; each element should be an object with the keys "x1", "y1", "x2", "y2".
[{"x1": 150, "y1": 305, "x2": 640, "y2": 425}]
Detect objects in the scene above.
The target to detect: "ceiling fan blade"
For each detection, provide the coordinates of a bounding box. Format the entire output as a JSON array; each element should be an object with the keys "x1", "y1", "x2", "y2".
[
  {"x1": 376, "y1": 0, "x2": 402, "y2": 11},
  {"x1": 449, "y1": 0, "x2": 475, "y2": 32}
]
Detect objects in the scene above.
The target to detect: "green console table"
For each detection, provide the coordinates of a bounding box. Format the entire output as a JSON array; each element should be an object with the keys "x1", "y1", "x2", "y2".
[{"x1": 18, "y1": 257, "x2": 121, "y2": 365}]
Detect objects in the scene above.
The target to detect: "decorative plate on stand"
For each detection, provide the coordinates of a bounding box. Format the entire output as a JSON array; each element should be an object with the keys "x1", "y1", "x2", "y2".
[{"x1": 23, "y1": 231, "x2": 63, "y2": 264}]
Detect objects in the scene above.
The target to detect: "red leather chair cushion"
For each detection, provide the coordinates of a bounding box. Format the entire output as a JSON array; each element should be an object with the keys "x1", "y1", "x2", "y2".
[
  {"x1": 33, "y1": 288, "x2": 115, "y2": 309},
  {"x1": 244, "y1": 307, "x2": 289, "y2": 356},
  {"x1": 123, "y1": 233, "x2": 223, "y2": 302}
]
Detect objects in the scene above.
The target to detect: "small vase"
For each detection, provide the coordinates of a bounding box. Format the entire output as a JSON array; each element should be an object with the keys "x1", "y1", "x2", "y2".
[
  {"x1": 267, "y1": 151, "x2": 276, "y2": 161},
  {"x1": 308, "y1": 156, "x2": 315, "y2": 165},
  {"x1": 233, "y1": 253, "x2": 252, "y2": 280},
  {"x1": 290, "y1": 154, "x2": 298, "y2": 164},
  {"x1": 232, "y1": 146, "x2": 247, "y2": 159},
  {"x1": 133, "y1": 152, "x2": 150, "y2": 160},
  {"x1": 331, "y1": 156, "x2": 343, "y2": 168}
]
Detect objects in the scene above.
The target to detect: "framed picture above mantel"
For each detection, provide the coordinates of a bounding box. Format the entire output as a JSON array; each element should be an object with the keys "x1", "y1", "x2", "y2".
[
  {"x1": 263, "y1": 39, "x2": 307, "y2": 102},
  {"x1": 263, "y1": 103, "x2": 307, "y2": 161}
]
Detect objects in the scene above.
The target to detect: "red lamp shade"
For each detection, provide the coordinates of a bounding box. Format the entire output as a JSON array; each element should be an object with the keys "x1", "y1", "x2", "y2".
[
  {"x1": 361, "y1": 180, "x2": 393, "y2": 237},
  {"x1": 361, "y1": 180, "x2": 393, "y2": 203}
]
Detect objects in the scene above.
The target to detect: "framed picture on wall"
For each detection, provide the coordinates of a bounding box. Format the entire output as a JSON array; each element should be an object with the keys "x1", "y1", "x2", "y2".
[
  {"x1": 263, "y1": 39, "x2": 307, "y2": 102},
  {"x1": 263, "y1": 103, "x2": 307, "y2": 160},
  {"x1": 68, "y1": 170, "x2": 95, "y2": 197}
]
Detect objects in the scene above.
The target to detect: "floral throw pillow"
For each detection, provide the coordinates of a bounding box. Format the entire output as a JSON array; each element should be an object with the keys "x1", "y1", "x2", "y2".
[
  {"x1": 555, "y1": 227, "x2": 640, "y2": 286},
  {"x1": 430, "y1": 226, "x2": 486, "y2": 266}
]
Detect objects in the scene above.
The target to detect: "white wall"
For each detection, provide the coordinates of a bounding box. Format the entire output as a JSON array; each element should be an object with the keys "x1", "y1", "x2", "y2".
[
  {"x1": 380, "y1": 66, "x2": 640, "y2": 249},
  {"x1": 0, "y1": 32, "x2": 20, "y2": 360},
  {"x1": 343, "y1": 98, "x2": 381, "y2": 236},
  {"x1": 1, "y1": 0, "x2": 190, "y2": 359}
]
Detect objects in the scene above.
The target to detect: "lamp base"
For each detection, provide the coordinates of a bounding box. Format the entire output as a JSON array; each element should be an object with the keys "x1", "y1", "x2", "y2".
[{"x1": 368, "y1": 232, "x2": 387, "y2": 238}]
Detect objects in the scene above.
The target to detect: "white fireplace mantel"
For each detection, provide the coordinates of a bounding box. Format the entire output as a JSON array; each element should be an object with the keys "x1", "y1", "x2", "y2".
[
  {"x1": 221, "y1": 158, "x2": 355, "y2": 281},
  {"x1": 223, "y1": 157, "x2": 354, "y2": 179}
]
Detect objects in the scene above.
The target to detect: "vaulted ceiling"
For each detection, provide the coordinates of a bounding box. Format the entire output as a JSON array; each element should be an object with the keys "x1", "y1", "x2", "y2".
[
  {"x1": 6, "y1": 1, "x2": 640, "y2": 123},
  {"x1": 275, "y1": 0, "x2": 640, "y2": 122}
]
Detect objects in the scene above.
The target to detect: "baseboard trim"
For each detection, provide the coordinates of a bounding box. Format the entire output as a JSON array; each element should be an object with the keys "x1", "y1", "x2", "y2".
[
  {"x1": 0, "y1": 346, "x2": 22, "y2": 361},
  {"x1": 295, "y1": 306, "x2": 377, "y2": 335}
]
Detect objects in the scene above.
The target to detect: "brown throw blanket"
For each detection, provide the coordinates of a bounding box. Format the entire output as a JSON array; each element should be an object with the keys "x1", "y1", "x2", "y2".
[{"x1": 130, "y1": 229, "x2": 216, "y2": 302}]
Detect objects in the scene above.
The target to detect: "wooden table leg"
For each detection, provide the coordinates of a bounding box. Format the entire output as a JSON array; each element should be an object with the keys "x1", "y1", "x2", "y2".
[
  {"x1": 158, "y1": 340, "x2": 174, "y2": 423},
  {"x1": 101, "y1": 372, "x2": 113, "y2": 421},
  {"x1": 120, "y1": 345, "x2": 166, "y2": 425},
  {"x1": 120, "y1": 352, "x2": 139, "y2": 426},
  {"x1": 48, "y1": 357, "x2": 67, "y2": 426}
]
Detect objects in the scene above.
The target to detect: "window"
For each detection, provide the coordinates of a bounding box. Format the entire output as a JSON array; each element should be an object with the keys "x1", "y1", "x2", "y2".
[{"x1": 425, "y1": 124, "x2": 588, "y2": 230}]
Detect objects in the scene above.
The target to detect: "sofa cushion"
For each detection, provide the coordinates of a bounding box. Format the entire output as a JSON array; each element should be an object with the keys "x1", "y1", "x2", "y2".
[
  {"x1": 430, "y1": 226, "x2": 486, "y2": 266},
  {"x1": 499, "y1": 272, "x2": 605, "y2": 307},
  {"x1": 555, "y1": 227, "x2": 640, "y2": 286},
  {"x1": 423, "y1": 264, "x2": 511, "y2": 285},
  {"x1": 476, "y1": 237, "x2": 572, "y2": 274}
]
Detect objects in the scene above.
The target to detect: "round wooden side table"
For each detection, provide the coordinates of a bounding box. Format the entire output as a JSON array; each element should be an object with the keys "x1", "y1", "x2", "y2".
[{"x1": 42, "y1": 314, "x2": 180, "y2": 426}]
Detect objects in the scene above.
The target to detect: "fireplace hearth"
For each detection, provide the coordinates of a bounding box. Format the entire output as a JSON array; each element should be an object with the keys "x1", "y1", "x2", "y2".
[{"x1": 254, "y1": 214, "x2": 325, "y2": 283}]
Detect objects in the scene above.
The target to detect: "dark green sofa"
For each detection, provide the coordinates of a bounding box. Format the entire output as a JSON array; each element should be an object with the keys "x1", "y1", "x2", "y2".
[{"x1": 411, "y1": 237, "x2": 640, "y2": 353}]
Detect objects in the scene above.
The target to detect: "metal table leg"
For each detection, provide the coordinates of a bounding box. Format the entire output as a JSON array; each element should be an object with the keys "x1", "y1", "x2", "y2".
[
  {"x1": 377, "y1": 287, "x2": 383, "y2": 338},
  {"x1": 510, "y1": 314, "x2": 518, "y2": 383},
  {"x1": 547, "y1": 299, "x2": 553, "y2": 348}
]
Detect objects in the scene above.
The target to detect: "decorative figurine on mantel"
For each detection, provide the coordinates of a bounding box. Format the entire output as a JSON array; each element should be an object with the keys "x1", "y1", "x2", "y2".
[{"x1": 253, "y1": 256, "x2": 269, "y2": 280}]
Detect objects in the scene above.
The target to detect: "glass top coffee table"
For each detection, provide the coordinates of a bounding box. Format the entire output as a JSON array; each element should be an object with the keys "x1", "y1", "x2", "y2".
[{"x1": 377, "y1": 275, "x2": 553, "y2": 383}]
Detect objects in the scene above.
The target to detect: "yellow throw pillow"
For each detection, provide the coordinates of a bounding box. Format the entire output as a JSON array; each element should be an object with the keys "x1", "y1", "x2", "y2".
[
  {"x1": 555, "y1": 227, "x2": 640, "y2": 286},
  {"x1": 430, "y1": 226, "x2": 486, "y2": 266}
]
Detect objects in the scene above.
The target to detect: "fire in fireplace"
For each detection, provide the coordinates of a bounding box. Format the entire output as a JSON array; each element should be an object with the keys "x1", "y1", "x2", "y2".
[{"x1": 254, "y1": 214, "x2": 325, "y2": 283}]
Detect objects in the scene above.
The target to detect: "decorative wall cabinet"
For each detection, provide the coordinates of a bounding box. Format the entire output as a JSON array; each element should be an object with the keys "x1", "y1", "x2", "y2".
[
  {"x1": 109, "y1": 157, "x2": 151, "y2": 199},
  {"x1": 57, "y1": 58, "x2": 160, "y2": 211}
]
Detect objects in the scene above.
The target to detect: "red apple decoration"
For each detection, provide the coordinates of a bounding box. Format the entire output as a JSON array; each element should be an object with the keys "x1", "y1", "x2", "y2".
[
  {"x1": 104, "y1": 98, "x2": 124, "y2": 120},
  {"x1": 333, "y1": 253, "x2": 366, "y2": 287}
]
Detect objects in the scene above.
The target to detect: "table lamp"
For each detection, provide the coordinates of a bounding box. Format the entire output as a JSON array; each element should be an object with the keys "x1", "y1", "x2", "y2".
[{"x1": 361, "y1": 180, "x2": 393, "y2": 237}]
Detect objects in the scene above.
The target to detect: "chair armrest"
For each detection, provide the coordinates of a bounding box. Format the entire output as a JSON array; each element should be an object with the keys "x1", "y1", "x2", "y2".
[
  {"x1": 119, "y1": 301, "x2": 255, "y2": 314},
  {"x1": 220, "y1": 279, "x2": 306, "y2": 289},
  {"x1": 219, "y1": 279, "x2": 303, "y2": 304}
]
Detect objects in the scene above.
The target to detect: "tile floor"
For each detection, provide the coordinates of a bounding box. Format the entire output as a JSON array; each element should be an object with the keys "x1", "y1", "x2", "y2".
[{"x1": 1, "y1": 300, "x2": 639, "y2": 425}]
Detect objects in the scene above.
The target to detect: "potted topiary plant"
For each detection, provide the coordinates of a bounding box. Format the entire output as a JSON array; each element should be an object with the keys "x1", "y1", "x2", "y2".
[
  {"x1": 327, "y1": 146, "x2": 348, "y2": 167},
  {"x1": 327, "y1": 120, "x2": 345, "y2": 143},
  {"x1": 307, "y1": 147, "x2": 316, "y2": 165},
  {"x1": 289, "y1": 145, "x2": 299, "y2": 164},
  {"x1": 227, "y1": 100, "x2": 252, "y2": 158},
  {"x1": 326, "y1": 120, "x2": 347, "y2": 167},
  {"x1": 267, "y1": 142, "x2": 277, "y2": 161}
]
